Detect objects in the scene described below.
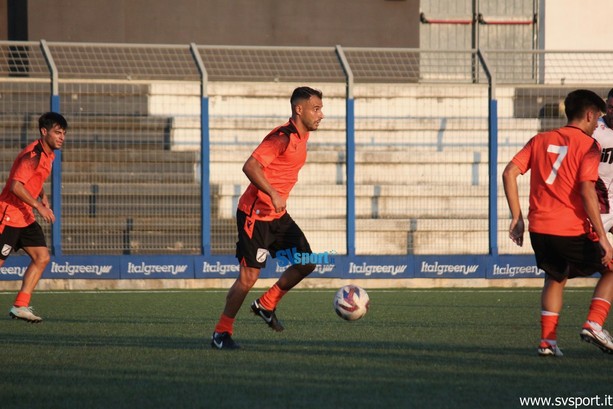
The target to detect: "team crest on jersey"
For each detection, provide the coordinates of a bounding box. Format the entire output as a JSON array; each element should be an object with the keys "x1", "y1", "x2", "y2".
[
  {"x1": 1, "y1": 244, "x2": 12, "y2": 257},
  {"x1": 256, "y1": 248, "x2": 269, "y2": 263}
]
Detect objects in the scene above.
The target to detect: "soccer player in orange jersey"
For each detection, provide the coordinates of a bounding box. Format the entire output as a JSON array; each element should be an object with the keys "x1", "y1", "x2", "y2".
[
  {"x1": 1, "y1": 112, "x2": 67, "y2": 323},
  {"x1": 211, "y1": 87, "x2": 324, "y2": 349},
  {"x1": 503, "y1": 89, "x2": 613, "y2": 356}
]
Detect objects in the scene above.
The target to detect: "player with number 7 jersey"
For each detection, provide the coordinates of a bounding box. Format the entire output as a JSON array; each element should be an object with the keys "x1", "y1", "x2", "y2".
[
  {"x1": 511, "y1": 126, "x2": 601, "y2": 236},
  {"x1": 503, "y1": 89, "x2": 613, "y2": 357}
]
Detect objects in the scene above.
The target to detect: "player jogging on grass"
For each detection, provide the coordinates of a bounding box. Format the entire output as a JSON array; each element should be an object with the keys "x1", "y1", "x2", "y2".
[
  {"x1": 211, "y1": 86, "x2": 324, "y2": 350},
  {"x1": 1, "y1": 112, "x2": 67, "y2": 323},
  {"x1": 503, "y1": 89, "x2": 613, "y2": 356}
]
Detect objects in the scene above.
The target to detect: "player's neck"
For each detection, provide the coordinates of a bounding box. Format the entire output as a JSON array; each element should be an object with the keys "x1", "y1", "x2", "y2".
[
  {"x1": 566, "y1": 122, "x2": 592, "y2": 136},
  {"x1": 290, "y1": 117, "x2": 309, "y2": 138},
  {"x1": 39, "y1": 138, "x2": 53, "y2": 155}
]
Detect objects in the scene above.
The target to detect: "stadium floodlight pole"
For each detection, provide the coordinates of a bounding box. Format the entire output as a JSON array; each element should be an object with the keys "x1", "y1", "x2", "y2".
[
  {"x1": 335, "y1": 45, "x2": 356, "y2": 257},
  {"x1": 190, "y1": 43, "x2": 211, "y2": 256},
  {"x1": 476, "y1": 49, "x2": 498, "y2": 257},
  {"x1": 40, "y1": 39, "x2": 62, "y2": 256}
]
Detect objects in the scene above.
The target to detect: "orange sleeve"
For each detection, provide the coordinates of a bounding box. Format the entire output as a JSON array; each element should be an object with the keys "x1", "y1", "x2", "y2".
[
  {"x1": 251, "y1": 133, "x2": 290, "y2": 167},
  {"x1": 578, "y1": 141, "x2": 601, "y2": 182},
  {"x1": 511, "y1": 137, "x2": 533, "y2": 174},
  {"x1": 12, "y1": 153, "x2": 38, "y2": 184}
]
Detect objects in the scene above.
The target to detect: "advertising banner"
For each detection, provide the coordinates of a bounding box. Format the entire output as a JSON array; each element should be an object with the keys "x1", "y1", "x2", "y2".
[
  {"x1": 0, "y1": 256, "x2": 30, "y2": 281},
  {"x1": 0, "y1": 254, "x2": 551, "y2": 281},
  {"x1": 414, "y1": 255, "x2": 488, "y2": 279},
  {"x1": 345, "y1": 255, "x2": 413, "y2": 279},
  {"x1": 120, "y1": 256, "x2": 194, "y2": 279},
  {"x1": 195, "y1": 255, "x2": 241, "y2": 279},
  {"x1": 488, "y1": 255, "x2": 544, "y2": 279},
  {"x1": 46, "y1": 256, "x2": 120, "y2": 280}
]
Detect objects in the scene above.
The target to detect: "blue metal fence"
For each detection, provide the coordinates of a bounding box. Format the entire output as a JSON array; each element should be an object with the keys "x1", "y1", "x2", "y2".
[{"x1": 4, "y1": 41, "x2": 613, "y2": 283}]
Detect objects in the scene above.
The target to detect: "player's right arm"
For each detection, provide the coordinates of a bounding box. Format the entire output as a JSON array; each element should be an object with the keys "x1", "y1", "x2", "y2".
[
  {"x1": 10, "y1": 180, "x2": 55, "y2": 223},
  {"x1": 243, "y1": 132, "x2": 290, "y2": 213},
  {"x1": 502, "y1": 161, "x2": 525, "y2": 246},
  {"x1": 243, "y1": 156, "x2": 286, "y2": 213}
]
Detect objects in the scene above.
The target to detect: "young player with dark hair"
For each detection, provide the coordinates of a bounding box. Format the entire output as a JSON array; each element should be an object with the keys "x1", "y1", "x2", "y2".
[
  {"x1": 503, "y1": 89, "x2": 613, "y2": 356},
  {"x1": 2, "y1": 112, "x2": 67, "y2": 322},
  {"x1": 211, "y1": 87, "x2": 324, "y2": 349}
]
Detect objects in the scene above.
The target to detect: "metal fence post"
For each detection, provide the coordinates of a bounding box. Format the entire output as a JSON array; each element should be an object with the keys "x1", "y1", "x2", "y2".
[
  {"x1": 477, "y1": 49, "x2": 498, "y2": 256},
  {"x1": 190, "y1": 43, "x2": 211, "y2": 256},
  {"x1": 40, "y1": 39, "x2": 62, "y2": 256},
  {"x1": 335, "y1": 45, "x2": 355, "y2": 257}
]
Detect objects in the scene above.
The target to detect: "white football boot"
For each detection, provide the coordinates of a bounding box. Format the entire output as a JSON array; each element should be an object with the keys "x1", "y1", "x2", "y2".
[
  {"x1": 9, "y1": 306, "x2": 43, "y2": 323},
  {"x1": 580, "y1": 321, "x2": 613, "y2": 354}
]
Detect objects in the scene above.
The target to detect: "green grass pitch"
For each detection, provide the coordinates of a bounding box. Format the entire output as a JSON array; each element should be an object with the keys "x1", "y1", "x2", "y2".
[{"x1": 1, "y1": 288, "x2": 612, "y2": 409}]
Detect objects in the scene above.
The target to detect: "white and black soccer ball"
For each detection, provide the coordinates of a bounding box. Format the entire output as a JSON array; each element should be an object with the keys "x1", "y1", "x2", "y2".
[{"x1": 333, "y1": 285, "x2": 369, "y2": 321}]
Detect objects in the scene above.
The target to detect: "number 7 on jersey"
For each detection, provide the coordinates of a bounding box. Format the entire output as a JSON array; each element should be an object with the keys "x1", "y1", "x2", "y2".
[{"x1": 545, "y1": 144, "x2": 568, "y2": 184}]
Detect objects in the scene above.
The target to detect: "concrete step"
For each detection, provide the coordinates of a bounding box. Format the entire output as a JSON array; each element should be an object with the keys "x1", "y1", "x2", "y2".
[
  {"x1": 0, "y1": 83, "x2": 151, "y2": 115},
  {"x1": 60, "y1": 215, "x2": 500, "y2": 255}
]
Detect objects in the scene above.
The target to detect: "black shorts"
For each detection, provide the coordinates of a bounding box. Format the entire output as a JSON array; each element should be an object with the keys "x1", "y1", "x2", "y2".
[
  {"x1": 530, "y1": 232, "x2": 606, "y2": 282},
  {"x1": 236, "y1": 210, "x2": 312, "y2": 269},
  {"x1": 0, "y1": 222, "x2": 47, "y2": 260}
]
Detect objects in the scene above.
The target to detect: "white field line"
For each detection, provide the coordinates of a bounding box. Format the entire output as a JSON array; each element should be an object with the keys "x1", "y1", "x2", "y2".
[{"x1": 0, "y1": 288, "x2": 592, "y2": 295}]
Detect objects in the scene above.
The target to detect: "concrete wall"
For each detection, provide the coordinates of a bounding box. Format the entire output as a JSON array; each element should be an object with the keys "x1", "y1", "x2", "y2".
[
  {"x1": 4, "y1": 1, "x2": 613, "y2": 50},
  {"x1": 542, "y1": 0, "x2": 609, "y2": 50},
  {"x1": 2, "y1": 0, "x2": 420, "y2": 48}
]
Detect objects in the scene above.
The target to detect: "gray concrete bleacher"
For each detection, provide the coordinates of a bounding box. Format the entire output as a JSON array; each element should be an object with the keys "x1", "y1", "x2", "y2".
[
  {"x1": 65, "y1": 115, "x2": 173, "y2": 149},
  {"x1": 513, "y1": 86, "x2": 612, "y2": 132},
  {"x1": 0, "y1": 82, "x2": 150, "y2": 115},
  {"x1": 202, "y1": 83, "x2": 537, "y2": 255},
  {"x1": 60, "y1": 146, "x2": 201, "y2": 254},
  {"x1": 1, "y1": 81, "x2": 547, "y2": 255},
  {"x1": 62, "y1": 149, "x2": 196, "y2": 183}
]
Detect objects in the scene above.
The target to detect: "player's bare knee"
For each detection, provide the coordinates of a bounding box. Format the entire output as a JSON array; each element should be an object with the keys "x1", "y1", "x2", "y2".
[
  {"x1": 33, "y1": 252, "x2": 50, "y2": 268},
  {"x1": 238, "y1": 276, "x2": 258, "y2": 290},
  {"x1": 238, "y1": 266, "x2": 260, "y2": 288}
]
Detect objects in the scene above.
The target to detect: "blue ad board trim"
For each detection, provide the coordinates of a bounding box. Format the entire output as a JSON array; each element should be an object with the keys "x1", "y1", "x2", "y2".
[{"x1": 0, "y1": 254, "x2": 545, "y2": 281}]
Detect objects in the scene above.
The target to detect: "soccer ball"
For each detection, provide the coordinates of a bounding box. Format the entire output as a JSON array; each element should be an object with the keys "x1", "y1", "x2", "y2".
[{"x1": 333, "y1": 285, "x2": 369, "y2": 321}]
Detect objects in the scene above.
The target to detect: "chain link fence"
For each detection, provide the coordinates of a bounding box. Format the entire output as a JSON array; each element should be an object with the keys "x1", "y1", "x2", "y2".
[
  {"x1": 1, "y1": 41, "x2": 612, "y2": 257},
  {"x1": 0, "y1": 42, "x2": 52, "y2": 254}
]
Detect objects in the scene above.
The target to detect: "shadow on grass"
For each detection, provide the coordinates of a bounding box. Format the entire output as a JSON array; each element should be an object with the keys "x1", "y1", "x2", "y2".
[{"x1": 1, "y1": 332, "x2": 612, "y2": 409}]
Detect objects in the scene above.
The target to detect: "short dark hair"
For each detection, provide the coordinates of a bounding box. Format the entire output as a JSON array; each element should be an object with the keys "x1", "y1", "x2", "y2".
[
  {"x1": 607, "y1": 88, "x2": 613, "y2": 100},
  {"x1": 39, "y1": 112, "x2": 68, "y2": 131},
  {"x1": 564, "y1": 89, "x2": 606, "y2": 121},
  {"x1": 290, "y1": 86, "x2": 322, "y2": 107}
]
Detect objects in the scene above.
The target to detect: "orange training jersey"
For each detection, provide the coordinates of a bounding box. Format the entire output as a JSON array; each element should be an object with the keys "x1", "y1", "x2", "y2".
[
  {"x1": 237, "y1": 119, "x2": 309, "y2": 220},
  {"x1": 511, "y1": 125, "x2": 601, "y2": 236},
  {"x1": 0, "y1": 140, "x2": 54, "y2": 227}
]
